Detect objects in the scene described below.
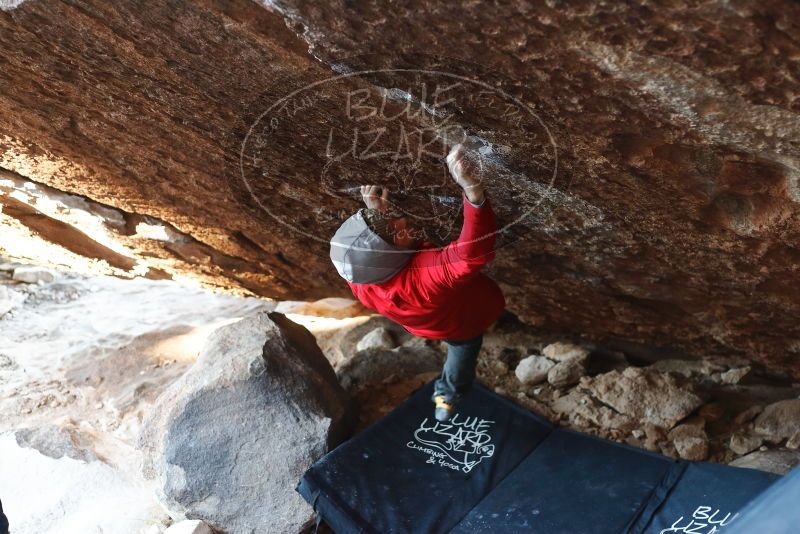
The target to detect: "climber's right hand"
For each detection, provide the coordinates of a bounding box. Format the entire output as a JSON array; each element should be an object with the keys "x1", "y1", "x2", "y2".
[
  {"x1": 360, "y1": 185, "x2": 390, "y2": 212},
  {"x1": 446, "y1": 144, "x2": 485, "y2": 205}
]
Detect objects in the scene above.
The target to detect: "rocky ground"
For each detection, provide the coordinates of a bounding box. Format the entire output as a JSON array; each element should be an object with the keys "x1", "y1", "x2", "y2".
[{"x1": 1, "y1": 265, "x2": 799, "y2": 533}]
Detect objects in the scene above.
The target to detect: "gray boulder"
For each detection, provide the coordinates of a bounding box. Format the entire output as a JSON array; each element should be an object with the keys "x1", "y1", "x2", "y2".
[{"x1": 139, "y1": 311, "x2": 352, "y2": 534}]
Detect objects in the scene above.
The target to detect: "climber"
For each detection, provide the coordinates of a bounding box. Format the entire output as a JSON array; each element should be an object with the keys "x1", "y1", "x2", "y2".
[{"x1": 329, "y1": 144, "x2": 505, "y2": 421}]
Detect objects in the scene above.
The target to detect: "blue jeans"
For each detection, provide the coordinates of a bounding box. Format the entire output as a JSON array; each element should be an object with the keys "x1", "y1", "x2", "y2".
[{"x1": 433, "y1": 334, "x2": 484, "y2": 403}]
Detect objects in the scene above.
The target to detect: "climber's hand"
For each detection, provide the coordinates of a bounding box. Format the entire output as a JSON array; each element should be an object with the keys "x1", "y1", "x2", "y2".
[
  {"x1": 446, "y1": 144, "x2": 485, "y2": 205},
  {"x1": 360, "y1": 185, "x2": 390, "y2": 212}
]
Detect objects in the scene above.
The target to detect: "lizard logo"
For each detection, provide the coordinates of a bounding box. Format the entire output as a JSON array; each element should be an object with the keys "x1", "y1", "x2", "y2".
[{"x1": 407, "y1": 413, "x2": 495, "y2": 473}]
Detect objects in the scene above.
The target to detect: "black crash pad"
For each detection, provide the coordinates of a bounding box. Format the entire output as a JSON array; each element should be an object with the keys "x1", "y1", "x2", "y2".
[{"x1": 298, "y1": 381, "x2": 782, "y2": 533}]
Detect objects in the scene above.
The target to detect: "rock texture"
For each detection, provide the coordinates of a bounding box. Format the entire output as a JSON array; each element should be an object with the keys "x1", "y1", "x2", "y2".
[
  {"x1": 138, "y1": 311, "x2": 352, "y2": 534},
  {"x1": 584, "y1": 367, "x2": 704, "y2": 428},
  {"x1": 730, "y1": 449, "x2": 800, "y2": 475},
  {"x1": 515, "y1": 354, "x2": 554, "y2": 385},
  {"x1": 2, "y1": 1, "x2": 800, "y2": 376}
]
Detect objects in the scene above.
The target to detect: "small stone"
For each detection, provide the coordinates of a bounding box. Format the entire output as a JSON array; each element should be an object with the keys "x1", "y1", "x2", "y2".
[
  {"x1": 542, "y1": 342, "x2": 589, "y2": 362},
  {"x1": 632, "y1": 429, "x2": 644, "y2": 439},
  {"x1": 515, "y1": 355, "x2": 555, "y2": 385},
  {"x1": 164, "y1": 520, "x2": 213, "y2": 534},
  {"x1": 356, "y1": 327, "x2": 396, "y2": 352},
  {"x1": 12, "y1": 266, "x2": 55, "y2": 284},
  {"x1": 494, "y1": 387, "x2": 507, "y2": 396},
  {"x1": 719, "y1": 366, "x2": 751, "y2": 385},
  {"x1": 669, "y1": 420, "x2": 709, "y2": 461},
  {"x1": 730, "y1": 432, "x2": 763, "y2": 455},
  {"x1": 547, "y1": 356, "x2": 586, "y2": 388}
]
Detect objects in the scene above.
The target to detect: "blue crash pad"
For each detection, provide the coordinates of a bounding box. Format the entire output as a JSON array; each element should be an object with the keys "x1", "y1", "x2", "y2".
[{"x1": 298, "y1": 382, "x2": 782, "y2": 533}]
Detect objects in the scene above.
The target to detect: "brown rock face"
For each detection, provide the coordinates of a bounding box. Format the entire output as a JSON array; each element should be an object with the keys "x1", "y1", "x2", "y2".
[{"x1": 2, "y1": 1, "x2": 800, "y2": 375}]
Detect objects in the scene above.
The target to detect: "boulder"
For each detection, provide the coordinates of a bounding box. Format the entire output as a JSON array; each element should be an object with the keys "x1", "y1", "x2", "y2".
[
  {"x1": 11, "y1": 266, "x2": 55, "y2": 284},
  {"x1": 730, "y1": 449, "x2": 800, "y2": 475},
  {"x1": 0, "y1": 285, "x2": 24, "y2": 316},
  {"x1": 754, "y1": 399, "x2": 800, "y2": 443},
  {"x1": 356, "y1": 326, "x2": 396, "y2": 352},
  {"x1": 515, "y1": 355, "x2": 555, "y2": 385},
  {"x1": 139, "y1": 311, "x2": 352, "y2": 534},
  {"x1": 584, "y1": 367, "x2": 704, "y2": 429},
  {"x1": 542, "y1": 342, "x2": 589, "y2": 362},
  {"x1": 547, "y1": 356, "x2": 586, "y2": 388}
]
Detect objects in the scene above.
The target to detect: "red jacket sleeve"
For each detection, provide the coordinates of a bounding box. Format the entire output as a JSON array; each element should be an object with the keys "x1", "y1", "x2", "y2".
[{"x1": 416, "y1": 193, "x2": 497, "y2": 293}]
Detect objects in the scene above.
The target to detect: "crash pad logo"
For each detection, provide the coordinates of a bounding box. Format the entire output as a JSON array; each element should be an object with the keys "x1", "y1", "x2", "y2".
[
  {"x1": 659, "y1": 505, "x2": 738, "y2": 534},
  {"x1": 407, "y1": 414, "x2": 495, "y2": 473}
]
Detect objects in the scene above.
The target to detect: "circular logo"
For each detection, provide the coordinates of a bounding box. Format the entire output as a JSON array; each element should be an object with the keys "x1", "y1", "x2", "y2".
[{"x1": 239, "y1": 55, "x2": 558, "y2": 255}]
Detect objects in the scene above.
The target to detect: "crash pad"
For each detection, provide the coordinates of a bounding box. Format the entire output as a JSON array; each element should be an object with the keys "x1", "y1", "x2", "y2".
[{"x1": 298, "y1": 381, "x2": 783, "y2": 533}]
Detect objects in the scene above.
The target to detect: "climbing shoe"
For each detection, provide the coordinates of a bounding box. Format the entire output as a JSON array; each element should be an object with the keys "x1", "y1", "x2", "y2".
[{"x1": 434, "y1": 394, "x2": 456, "y2": 422}]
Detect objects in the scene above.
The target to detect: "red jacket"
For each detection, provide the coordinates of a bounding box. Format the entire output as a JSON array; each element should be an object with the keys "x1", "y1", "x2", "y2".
[{"x1": 348, "y1": 195, "x2": 505, "y2": 340}]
